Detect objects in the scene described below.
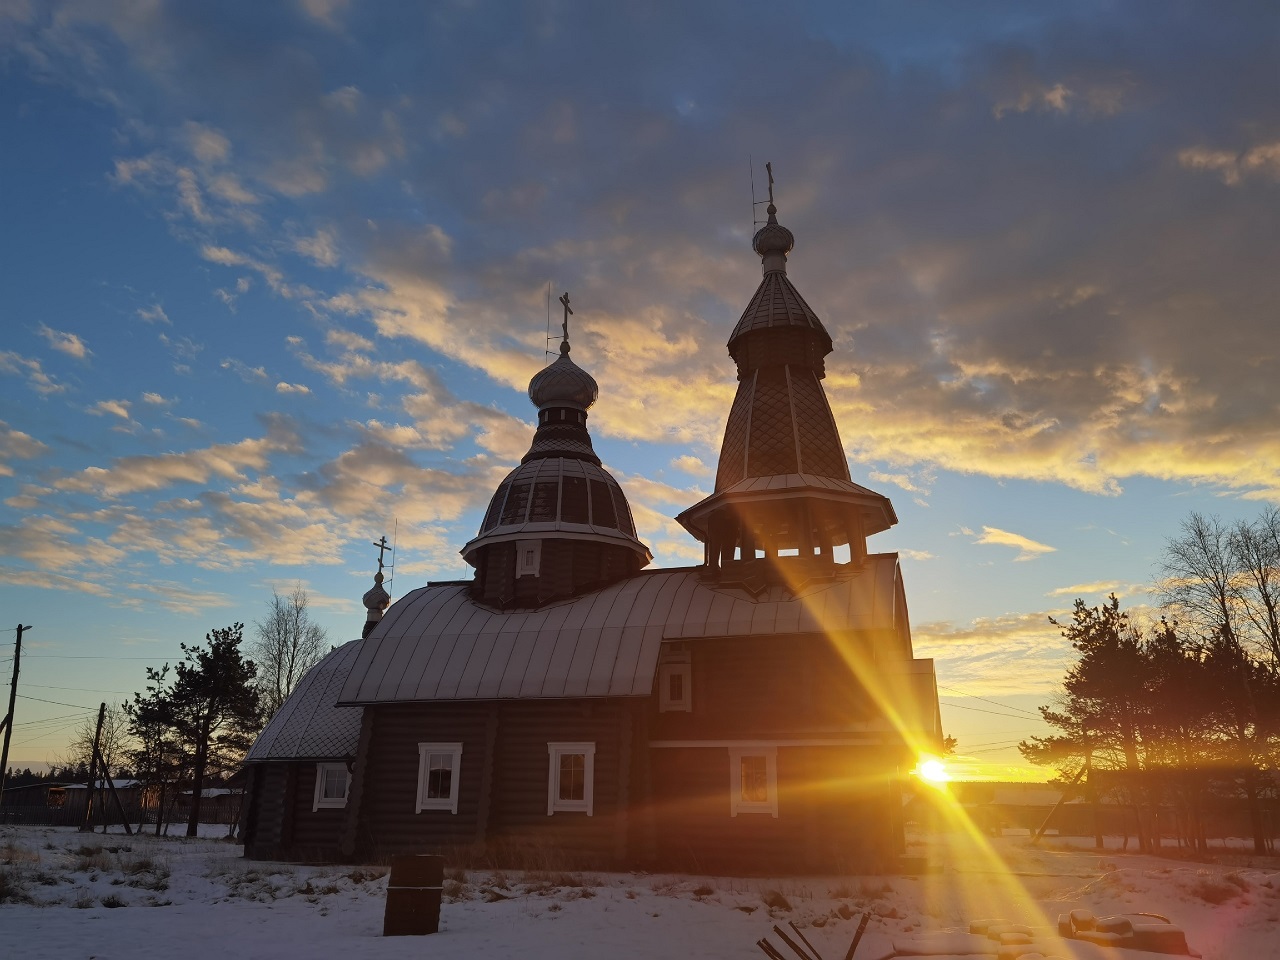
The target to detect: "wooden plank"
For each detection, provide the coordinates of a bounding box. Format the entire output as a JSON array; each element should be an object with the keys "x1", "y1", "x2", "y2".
[{"x1": 475, "y1": 704, "x2": 499, "y2": 846}]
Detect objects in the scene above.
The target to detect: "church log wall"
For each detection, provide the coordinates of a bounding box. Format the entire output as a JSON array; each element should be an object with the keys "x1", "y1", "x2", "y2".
[{"x1": 351, "y1": 698, "x2": 636, "y2": 867}]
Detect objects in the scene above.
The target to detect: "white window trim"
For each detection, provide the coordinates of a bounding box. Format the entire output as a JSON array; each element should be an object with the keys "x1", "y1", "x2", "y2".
[
  {"x1": 416, "y1": 742, "x2": 464, "y2": 814},
  {"x1": 547, "y1": 741, "x2": 596, "y2": 816},
  {"x1": 313, "y1": 762, "x2": 350, "y2": 811},
  {"x1": 658, "y1": 662, "x2": 692, "y2": 712},
  {"x1": 516, "y1": 539, "x2": 542, "y2": 577},
  {"x1": 728, "y1": 746, "x2": 778, "y2": 818}
]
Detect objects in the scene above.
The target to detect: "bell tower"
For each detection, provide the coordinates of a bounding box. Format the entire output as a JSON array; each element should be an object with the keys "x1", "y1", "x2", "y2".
[{"x1": 677, "y1": 179, "x2": 896, "y2": 589}]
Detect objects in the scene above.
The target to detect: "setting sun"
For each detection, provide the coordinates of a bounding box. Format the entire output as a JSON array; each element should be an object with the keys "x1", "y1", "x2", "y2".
[{"x1": 917, "y1": 757, "x2": 950, "y2": 784}]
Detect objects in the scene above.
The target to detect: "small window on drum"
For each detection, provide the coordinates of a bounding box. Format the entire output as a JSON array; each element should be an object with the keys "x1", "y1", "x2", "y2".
[
  {"x1": 529, "y1": 480, "x2": 559, "y2": 521},
  {"x1": 561, "y1": 476, "x2": 589, "y2": 524},
  {"x1": 482, "y1": 482, "x2": 509, "y2": 530},
  {"x1": 499, "y1": 482, "x2": 531, "y2": 524},
  {"x1": 589, "y1": 480, "x2": 617, "y2": 528},
  {"x1": 611, "y1": 486, "x2": 636, "y2": 536}
]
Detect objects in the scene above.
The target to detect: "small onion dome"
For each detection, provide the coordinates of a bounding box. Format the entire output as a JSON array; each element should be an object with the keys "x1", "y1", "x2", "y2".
[
  {"x1": 363, "y1": 571, "x2": 391, "y2": 612},
  {"x1": 528, "y1": 341, "x2": 599, "y2": 411},
  {"x1": 751, "y1": 202, "x2": 795, "y2": 272}
]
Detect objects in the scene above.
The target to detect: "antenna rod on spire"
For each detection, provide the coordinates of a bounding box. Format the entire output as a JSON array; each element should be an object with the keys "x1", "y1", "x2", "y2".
[{"x1": 766, "y1": 161, "x2": 775, "y2": 205}]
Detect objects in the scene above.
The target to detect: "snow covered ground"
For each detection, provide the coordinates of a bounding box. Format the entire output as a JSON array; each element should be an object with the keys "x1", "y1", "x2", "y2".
[{"x1": 2, "y1": 824, "x2": 1278, "y2": 959}]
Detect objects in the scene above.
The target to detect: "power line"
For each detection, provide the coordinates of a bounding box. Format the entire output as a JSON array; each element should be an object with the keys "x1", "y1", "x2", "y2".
[
  {"x1": 937, "y1": 683, "x2": 1042, "y2": 718},
  {"x1": 17, "y1": 694, "x2": 98, "y2": 710},
  {"x1": 23, "y1": 683, "x2": 133, "y2": 696},
  {"x1": 24, "y1": 654, "x2": 165, "y2": 661},
  {"x1": 10, "y1": 718, "x2": 88, "y2": 749},
  {"x1": 939, "y1": 701, "x2": 1045, "y2": 720},
  {"x1": 15, "y1": 711, "x2": 94, "y2": 727}
]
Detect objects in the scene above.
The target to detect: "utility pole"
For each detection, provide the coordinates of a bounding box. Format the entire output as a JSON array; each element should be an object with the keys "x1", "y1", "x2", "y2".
[
  {"x1": 80, "y1": 702, "x2": 106, "y2": 832},
  {"x1": 0, "y1": 623, "x2": 29, "y2": 807}
]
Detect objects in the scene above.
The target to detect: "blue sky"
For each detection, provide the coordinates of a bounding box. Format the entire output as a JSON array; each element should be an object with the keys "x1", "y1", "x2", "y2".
[{"x1": 2, "y1": 1, "x2": 1278, "y2": 777}]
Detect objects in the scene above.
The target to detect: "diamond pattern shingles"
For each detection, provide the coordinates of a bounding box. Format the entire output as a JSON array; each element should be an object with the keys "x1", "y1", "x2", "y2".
[
  {"x1": 714, "y1": 374, "x2": 754, "y2": 490},
  {"x1": 245, "y1": 640, "x2": 363, "y2": 761},
  {"x1": 337, "y1": 557, "x2": 905, "y2": 706},
  {"x1": 745, "y1": 369, "x2": 799, "y2": 477},
  {"x1": 790, "y1": 371, "x2": 850, "y2": 479}
]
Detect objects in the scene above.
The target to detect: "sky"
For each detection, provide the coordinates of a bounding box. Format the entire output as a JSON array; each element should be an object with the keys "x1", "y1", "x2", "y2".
[{"x1": 2, "y1": 0, "x2": 1278, "y2": 779}]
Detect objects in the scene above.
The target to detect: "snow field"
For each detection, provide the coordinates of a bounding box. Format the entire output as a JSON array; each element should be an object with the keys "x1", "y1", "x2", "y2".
[{"x1": 2, "y1": 825, "x2": 1279, "y2": 959}]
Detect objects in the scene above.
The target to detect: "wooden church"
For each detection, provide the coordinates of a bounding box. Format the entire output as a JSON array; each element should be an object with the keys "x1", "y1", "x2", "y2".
[{"x1": 240, "y1": 193, "x2": 943, "y2": 872}]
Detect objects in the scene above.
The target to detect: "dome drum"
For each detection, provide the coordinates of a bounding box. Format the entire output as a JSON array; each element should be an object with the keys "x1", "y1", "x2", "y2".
[{"x1": 728, "y1": 328, "x2": 830, "y2": 380}]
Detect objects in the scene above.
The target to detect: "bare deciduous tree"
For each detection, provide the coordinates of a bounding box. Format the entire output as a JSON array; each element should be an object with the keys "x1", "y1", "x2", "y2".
[
  {"x1": 1159, "y1": 511, "x2": 1240, "y2": 644},
  {"x1": 59, "y1": 704, "x2": 132, "y2": 778},
  {"x1": 250, "y1": 584, "x2": 328, "y2": 716},
  {"x1": 1229, "y1": 506, "x2": 1280, "y2": 668}
]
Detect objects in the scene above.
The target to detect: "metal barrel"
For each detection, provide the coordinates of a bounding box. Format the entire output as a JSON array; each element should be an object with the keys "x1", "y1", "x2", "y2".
[{"x1": 382, "y1": 854, "x2": 445, "y2": 936}]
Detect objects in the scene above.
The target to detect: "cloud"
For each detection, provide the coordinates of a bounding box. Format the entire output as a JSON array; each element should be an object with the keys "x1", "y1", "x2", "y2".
[
  {"x1": 1179, "y1": 141, "x2": 1280, "y2": 186},
  {"x1": 141, "y1": 392, "x2": 172, "y2": 405},
  {"x1": 54, "y1": 420, "x2": 300, "y2": 498},
  {"x1": 972, "y1": 526, "x2": 1057, "y2": 562},
  {"x1": 670, "y1": 455, "x2": 712, "y2": 477},
  {"x1": 0, "y1": 422, "x2": 48, "y2": 477},
  {"x1": 87, "y1": 399, "x2": 132, "y2": 420},
  {"x1": 37, "y1": 324, "x2": 91, "y2": 359},
  {"x1": 136, "y1": 303, "x2": 171, "y2": 325},
  {"x1": 898, "y1": 549, "x2": 935, "y2": 561},
  {"x1": 0, "y1": 351, "x2": 64, "y2": 395},
  {"x1": 913, "y1": 610, "x2": 1072, "y2": 695},
  {"x1": 276, "y1": 381, "x2": 311, "y2": 394},
  {"x1": 294, "y1": 227, "x2": 340, "y2": 267},
  {"x1": 1046, "y1": 580, "x2": 1149, "y2": 601},
  {"x1": 221, "y1": 358, "x2": 268, "y2": 382}
]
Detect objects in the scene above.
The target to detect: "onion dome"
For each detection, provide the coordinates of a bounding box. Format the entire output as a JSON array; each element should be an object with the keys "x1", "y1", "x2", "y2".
[
  {"x1": 462, "y1": 314, "x2": 650, "y2": 607},
  {"x1": 528, "y1": 341, "x2": 599, "y2": 410},
  {"x1": 751, "y1": 202, "x2": 795, "y2": 273},
  {"x1": 361, "y1": 569, "x2": 391, "y2": 639},
  {"x1": 363, "y1": 571, "x2": 390, "y2": 613}
]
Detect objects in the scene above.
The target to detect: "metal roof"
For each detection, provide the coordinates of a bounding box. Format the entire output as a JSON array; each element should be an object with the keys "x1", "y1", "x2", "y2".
[
  {"x1": 677, "y1": 473, "x2": 898, "y2": 540},
  {"x1": 245, "y1": 640, "x2": 363, "y2": 762},
  {"x1": 337, "y1": 555, "x2": 907, "y2": 705},
  {"x1": 729, "y1": 269, "x2": 831, "y2": 347}
]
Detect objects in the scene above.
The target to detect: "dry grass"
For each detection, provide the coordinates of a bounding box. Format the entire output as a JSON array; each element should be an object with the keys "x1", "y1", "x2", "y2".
[{"x1": 1189, "y1": 872, "x2": 1240, "y2": 904}]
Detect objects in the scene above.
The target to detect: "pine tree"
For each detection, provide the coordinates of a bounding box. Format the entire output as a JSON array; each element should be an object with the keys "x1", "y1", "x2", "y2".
[{"x1": 126, "y1": 624, "x2": 262, "y2": 837}]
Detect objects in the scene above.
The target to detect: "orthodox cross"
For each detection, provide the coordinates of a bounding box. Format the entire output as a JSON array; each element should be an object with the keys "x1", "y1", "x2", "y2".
[
  {"x1": 559, "y1": 291, "x2": 573, "y2": 343},
  {"x1": 373, "y1": 535, "x2": 391, "y2": 575},
  {"x1": 765, "y1": 162, "x2": 775, "y2": 204}
]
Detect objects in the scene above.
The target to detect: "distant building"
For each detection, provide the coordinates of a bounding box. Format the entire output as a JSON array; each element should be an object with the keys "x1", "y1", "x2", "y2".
[{"x1": 241, "y1": 192, "x2": 942, "y2": 871}]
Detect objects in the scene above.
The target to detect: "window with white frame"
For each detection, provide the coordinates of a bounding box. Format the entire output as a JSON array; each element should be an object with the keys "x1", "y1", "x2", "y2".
[
  {"x1": 313, "y1": 762, "x2": 350, "y2": 811},
  {"x1": 416, "y1": 742, "x2": 463, "y2": 814},
  {"x1": 728, "y1": 746, "x2": 778, "y2": 817},
  {"x1": 547, "y1": 742, "x2": 595, "y2": 815},
  {"x1": 658, "y1": 662, "x2": 692, "y2": 712},
  {"x1": 516, "y1": 539, "x2": 542, "y2": 577}
]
